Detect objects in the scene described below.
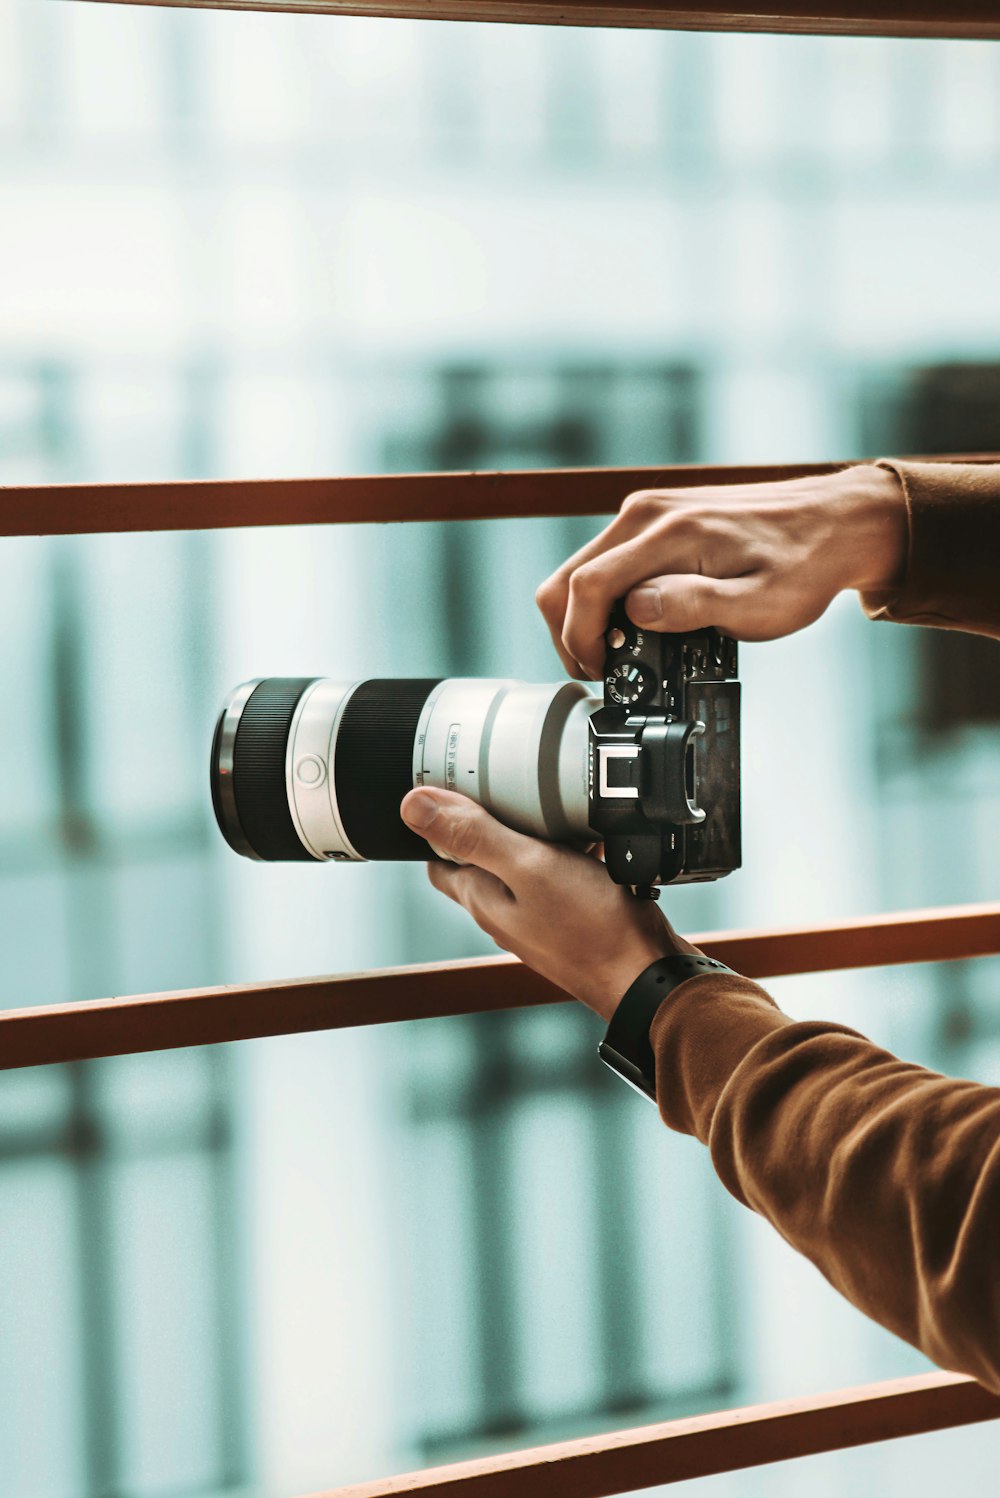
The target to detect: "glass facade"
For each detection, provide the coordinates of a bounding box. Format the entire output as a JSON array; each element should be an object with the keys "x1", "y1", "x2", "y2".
[{"x1": 1, "y1": 4, "x2": 999, "y2": 1493}]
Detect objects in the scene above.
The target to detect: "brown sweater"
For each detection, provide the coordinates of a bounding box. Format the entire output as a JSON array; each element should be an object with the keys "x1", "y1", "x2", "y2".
[{"x1": 651, "y1": 460, "x2": 1000, "y2": 1393}]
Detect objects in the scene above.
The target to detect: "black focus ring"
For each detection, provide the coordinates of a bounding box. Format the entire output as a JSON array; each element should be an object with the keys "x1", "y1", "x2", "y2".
[
  {"x1": 231, "y1": 678, "x2": 317, "y2": 861},
  {"x1": 335, "y1": 680, "x2": 441, "y2": 860}
]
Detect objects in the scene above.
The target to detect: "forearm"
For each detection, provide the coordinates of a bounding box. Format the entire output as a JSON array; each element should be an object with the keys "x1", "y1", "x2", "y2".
[
  {"x1": 651, "y1": 975, "x2": 1000, "y2": 1392},
  {"x1": 862, "y1": 460, "x2": 1000, "y2": 638}
]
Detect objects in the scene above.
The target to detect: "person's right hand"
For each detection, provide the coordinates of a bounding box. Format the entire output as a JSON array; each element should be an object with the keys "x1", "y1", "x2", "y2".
[{"x1": 536, "y1": 464, "x2": 907, "y2": 679}]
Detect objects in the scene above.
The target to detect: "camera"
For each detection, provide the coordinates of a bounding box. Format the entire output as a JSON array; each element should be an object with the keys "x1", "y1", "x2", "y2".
[
  {"x1": 211, "y1": 603, "x2": 740, "y2": 893},
  {"x1": 589, "y1": 602, "x2": 740, "y2": 894}
]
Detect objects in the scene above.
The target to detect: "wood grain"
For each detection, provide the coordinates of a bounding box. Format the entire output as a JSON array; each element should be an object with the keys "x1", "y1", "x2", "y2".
[
  {"x1": 86, "y1": 0, "x2": 1000, "y2": 41},
  {"x1": 315, "y1": 1373, "x2": 1000, "y2": 1496},
  {"x1": 2, "y1": 901, "x2": 998, "y2": 1071}
]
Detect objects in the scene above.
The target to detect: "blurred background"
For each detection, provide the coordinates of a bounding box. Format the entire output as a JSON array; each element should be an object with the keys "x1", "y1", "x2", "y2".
[{"x1": 1, "y1": 3, "x2": 1000, "y2": 1494}]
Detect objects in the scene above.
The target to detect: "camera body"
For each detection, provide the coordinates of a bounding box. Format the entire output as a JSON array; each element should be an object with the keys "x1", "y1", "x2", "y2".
[{"x1": 589, "y1": 603, "x2": 741, "y2": 894}]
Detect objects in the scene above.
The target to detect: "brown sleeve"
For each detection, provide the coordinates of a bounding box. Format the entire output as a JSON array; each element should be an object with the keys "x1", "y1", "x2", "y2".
[
  {"x1": 650, "y1": 973, "x2": 1000, "y2": 1392},
  {"x1": 860, "y1": 460, "x2": 1000, "y2": 638}
]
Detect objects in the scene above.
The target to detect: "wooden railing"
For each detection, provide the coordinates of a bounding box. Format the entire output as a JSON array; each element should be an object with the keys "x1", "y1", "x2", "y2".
[
  {"x1": 2, "y1": 456, "x2": 997, "y2": 538},
  {"x1": 21, "y1": 1, "x2": 1000, "y2": 1494},
  {"x1": 99, "y1": 2, "x2": 1000, "y2": 41},
  {"x1": 3, "y1": 902, "x2": 1000, "y2": 1071},
  {"x1": 1, "y1": 463, "x2": 842, "y2": 537},
  {"x1": 321, "y1": 1373, "x2": 1000, "y2": 1496}
]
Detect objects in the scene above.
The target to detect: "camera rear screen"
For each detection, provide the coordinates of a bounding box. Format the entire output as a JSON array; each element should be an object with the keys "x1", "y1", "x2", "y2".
[{"x1": 685, "y1": 681, "x2": 741, "y2": 875}]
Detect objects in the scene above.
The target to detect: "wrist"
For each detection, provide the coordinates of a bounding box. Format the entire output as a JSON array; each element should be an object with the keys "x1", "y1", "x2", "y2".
[
  {"x1": 598, "y1": 953, "x2": 736, "y2": 1104},
  {"x1": 590, "y1": 926, "x2": 699, "y2": 1023},
  {"x1": 837, "y1": 463, "x2": 908, "y2": 594},
  {"x1": 584, "y1": 937, "x2": 674, "y2": 1022},
  {"x1": 575, "y1": 900, "x2": 702, "y2": 1023}
]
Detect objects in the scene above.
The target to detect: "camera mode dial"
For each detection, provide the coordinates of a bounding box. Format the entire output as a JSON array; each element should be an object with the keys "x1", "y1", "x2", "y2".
[{"x1": 605, "y1": 660, "x2": 656, "y2": 708}]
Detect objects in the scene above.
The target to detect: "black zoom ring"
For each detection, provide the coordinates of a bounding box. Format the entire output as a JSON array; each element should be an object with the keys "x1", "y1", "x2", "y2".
[
  {"x1": 232, "y1": 678, "x2": 317, "y2": 861},
  {"x1": 335, "y1": 680, "x2": 441, "y2": 860}
]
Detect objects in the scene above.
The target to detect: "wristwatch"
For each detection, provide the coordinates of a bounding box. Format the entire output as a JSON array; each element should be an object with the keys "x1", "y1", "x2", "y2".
[{"x1": 598, "y1": 953, "x2": 734, "y2": 1102}]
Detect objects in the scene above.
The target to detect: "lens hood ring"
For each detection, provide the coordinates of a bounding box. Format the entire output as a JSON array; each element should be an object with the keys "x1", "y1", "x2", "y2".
[{"x1": 211, "y1": 679, "x2": 264, "y2": 860}]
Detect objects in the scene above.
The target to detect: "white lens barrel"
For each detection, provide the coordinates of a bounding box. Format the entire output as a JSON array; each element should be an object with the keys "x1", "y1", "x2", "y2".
[
  {"x1": 286, "y1": 678, "x2": 363, "y2": 860},
  {"x1": 413, "y1": 679, "x2": 597, "y2": 842},
  {"x1": 219, "y1": 676, "x2": 599, "y2": 862}
]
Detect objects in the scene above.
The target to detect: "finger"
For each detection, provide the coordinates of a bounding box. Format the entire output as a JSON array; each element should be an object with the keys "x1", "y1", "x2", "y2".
[
  {"x1": 626, "y1": 574, "x2": 794, "y2": 641},
  {"x1": 536, "y1": 499, "x2": 663, "y2": 676},
  {"x1": 401, "y1": 787, "x2": 536, "y2": 884},
  {"x1": 561, "y1": 530, "x2": 704, "y2": 676},
  {"x1": 427, "y1": 860, "x2": 512, "y2": 929},
  {"x1": 627, "y1": 574, "x2": 753, "y2": 636}
]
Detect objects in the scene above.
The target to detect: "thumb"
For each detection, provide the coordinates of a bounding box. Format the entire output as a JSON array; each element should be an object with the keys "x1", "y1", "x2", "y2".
[
  {"x1": 626, "y1": 574, "x2": 772, "y2": 641},
  {"x1": 400, "y1": 787, "x2": 529, "y2": 880}
]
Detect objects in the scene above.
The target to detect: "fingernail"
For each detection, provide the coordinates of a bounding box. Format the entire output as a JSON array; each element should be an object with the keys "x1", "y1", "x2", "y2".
[
  {"x1": 630, "y1": 586, "x2": 662, "y2": 623},
  {"x1": 401, "y1": 788, "x2": 442, "y2": 830}
]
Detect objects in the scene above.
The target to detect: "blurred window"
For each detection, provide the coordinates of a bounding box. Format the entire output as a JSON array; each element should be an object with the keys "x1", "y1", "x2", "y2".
[{"x1": 0, "y1": 361, "x2": 245, "y2": 1498}]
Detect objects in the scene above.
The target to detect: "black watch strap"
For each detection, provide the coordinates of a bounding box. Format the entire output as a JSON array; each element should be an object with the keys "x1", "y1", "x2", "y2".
[{"x1": 598, "y1": 953, "x2": 733, "y2": 1103}]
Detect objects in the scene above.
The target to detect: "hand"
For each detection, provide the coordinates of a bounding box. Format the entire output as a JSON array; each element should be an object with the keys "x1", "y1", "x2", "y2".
[
  {"x1": 536, "y1": 463, "x2": 907, "y2": 678},
  {"x1": 400, "y1": 786, "x2": 699, "y2": 1021}
]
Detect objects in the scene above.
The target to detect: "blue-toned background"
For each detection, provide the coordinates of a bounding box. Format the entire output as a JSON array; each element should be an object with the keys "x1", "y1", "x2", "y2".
[{"x1": 1, "y1": 4, "x2": 1000, "y2": 1493}]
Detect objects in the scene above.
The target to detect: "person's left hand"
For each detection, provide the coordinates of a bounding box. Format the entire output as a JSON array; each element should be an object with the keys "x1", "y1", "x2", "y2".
[{"x1": 400, "y1": 786, "x2": 700, "y2": 1021}]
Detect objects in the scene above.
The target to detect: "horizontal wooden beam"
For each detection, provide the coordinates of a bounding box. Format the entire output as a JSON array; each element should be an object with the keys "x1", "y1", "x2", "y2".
[
  {"x1": 2, "y1": 457, "x2": 997, "y2": 538},
  {"x1": 2, "y1": 901, "x2": 997, "y2": 1071},
  {"x1": 0, "y1": 463, "x2": 839, "y2": 538},
  {"x1": 317, "y1": 1373, "x2": 1000, "y2": 1497},
  {"x1": 702, "y1": 899, "x2": 1000, "y2": 978},
  {"x1": 90, "y1": 0, "x2": 1000, "y2": 41}
]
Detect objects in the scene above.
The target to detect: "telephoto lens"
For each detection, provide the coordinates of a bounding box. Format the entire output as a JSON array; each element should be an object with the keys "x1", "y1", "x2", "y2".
[{"x1": 211, "y1": 677, "x2": 600, "y2": 863}]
